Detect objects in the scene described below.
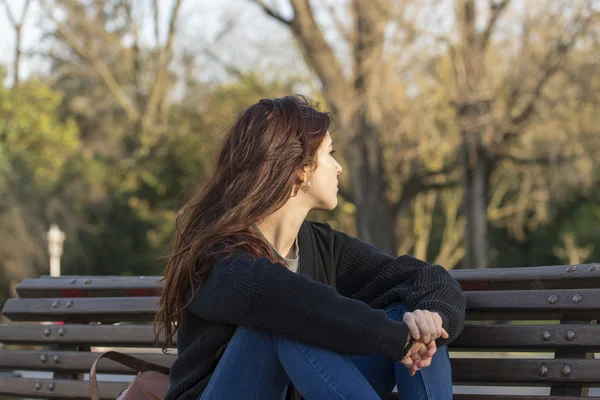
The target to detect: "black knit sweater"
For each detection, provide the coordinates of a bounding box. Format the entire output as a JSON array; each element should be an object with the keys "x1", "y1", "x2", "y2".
[{"x1": 165, "y1": 221, "x2": 466, "y2": 400}]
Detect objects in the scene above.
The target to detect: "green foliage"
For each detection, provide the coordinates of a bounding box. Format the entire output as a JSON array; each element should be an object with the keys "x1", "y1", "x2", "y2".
[
  {"x1": 0, "y1": 77, "x2": 79, "y2": 188},
  {"x1": 0, "y1": 75, "x2": 83, "y2": 304}
]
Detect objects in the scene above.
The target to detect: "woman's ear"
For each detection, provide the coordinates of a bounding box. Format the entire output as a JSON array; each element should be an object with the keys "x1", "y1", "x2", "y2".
[
  {"x1": 297, "y1": 165, "x2": 310, "y2": 183},
  {"x1": 301, "y1": 164, "x2": 314, "y2": 181}
]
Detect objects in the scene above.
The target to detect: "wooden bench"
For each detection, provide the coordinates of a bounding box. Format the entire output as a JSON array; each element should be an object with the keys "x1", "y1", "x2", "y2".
[{"x1": 1, "y1": 263, "x2": 599, "y2": 399}]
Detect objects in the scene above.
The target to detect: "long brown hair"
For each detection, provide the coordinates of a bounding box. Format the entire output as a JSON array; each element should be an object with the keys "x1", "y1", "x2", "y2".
[{"x1": 154, "y1": 95, "x2": 332, "y2": 351}]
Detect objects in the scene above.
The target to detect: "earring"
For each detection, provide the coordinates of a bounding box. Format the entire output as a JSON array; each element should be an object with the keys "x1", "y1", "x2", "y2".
[{"x1": 300, "y1": 180, "x2": 311, "y2": 193}]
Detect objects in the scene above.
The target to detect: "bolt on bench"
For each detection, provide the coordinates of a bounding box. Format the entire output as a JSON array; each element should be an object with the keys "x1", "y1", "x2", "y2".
[{"x1": 1, "y1": 263, "x2": 599, "y2": 399}]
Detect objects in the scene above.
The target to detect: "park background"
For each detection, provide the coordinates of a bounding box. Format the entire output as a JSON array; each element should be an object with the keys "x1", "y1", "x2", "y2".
[{"x1": 1, "y1": 0, "x2": 600, "y2": 307}]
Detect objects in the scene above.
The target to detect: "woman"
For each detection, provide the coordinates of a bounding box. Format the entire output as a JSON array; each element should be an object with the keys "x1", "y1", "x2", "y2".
[{"x1": 155, "y1": 95, "x2": 466, "y2": 400}]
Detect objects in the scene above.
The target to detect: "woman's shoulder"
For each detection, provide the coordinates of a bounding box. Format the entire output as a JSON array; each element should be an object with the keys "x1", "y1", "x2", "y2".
[{"x1": 303, "y1": 220, "x2": 354, "y2": 251}]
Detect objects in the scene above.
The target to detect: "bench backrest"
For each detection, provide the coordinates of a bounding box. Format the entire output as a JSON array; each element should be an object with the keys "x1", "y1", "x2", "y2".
[{"x1": 1, "y1": 263, "x2": 599, "y2": 399}]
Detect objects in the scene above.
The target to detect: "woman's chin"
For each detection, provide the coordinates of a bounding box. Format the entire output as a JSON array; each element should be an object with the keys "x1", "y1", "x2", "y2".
[{"x1": 312, "y1": 197, "x2": 338, "y2": 212}]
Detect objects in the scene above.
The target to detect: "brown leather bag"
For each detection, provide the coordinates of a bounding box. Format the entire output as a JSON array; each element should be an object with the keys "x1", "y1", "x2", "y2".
[{"x1": 90, "y1": 351, "x2": 171, "y2": 400}]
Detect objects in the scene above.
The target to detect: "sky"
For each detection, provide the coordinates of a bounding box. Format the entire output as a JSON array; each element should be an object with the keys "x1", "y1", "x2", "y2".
[
  {"x1": 0, "y1": 0, "x2": 526, "y2": 88},
  {"x1": 0, "y1": 0, "x2": 303, "y2": 86}
]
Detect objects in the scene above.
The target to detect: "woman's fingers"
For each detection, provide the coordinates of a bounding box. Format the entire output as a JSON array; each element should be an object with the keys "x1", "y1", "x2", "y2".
[
  {"x1": 415, "y1": 309, "x2": 439, "y2": 343},
  {"x1": 441, "y1": 328, "x2": 449, "y2": 339},
  {"x1": 425, "y1": 312, "x2": 438, "y2": 340},
  {"x1": 402, "y1": 312, "x2": 421, "y2": 340},
  {"x1": 404, "y1": 309, "x2": 447, "y2": 343},
  {"x1": 414, "y1": 311, "x2": 432, "y2": 343},
  {"x1": 425, "y1": 339, "x2": 437, "y2": 358}
]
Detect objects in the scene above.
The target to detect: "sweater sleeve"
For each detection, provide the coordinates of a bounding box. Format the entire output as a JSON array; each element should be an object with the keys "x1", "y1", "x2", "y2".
[
  {"x1": 186, "y1": 253, "x2": 411, "y2": 361},
  {"x1": 334, "y1": 233, "x2": 466, "y2": 347}
]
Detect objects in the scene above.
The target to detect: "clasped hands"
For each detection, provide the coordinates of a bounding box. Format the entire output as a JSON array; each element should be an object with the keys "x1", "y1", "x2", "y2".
[{"x1": 400, "y1": 309, "x2": 448, "y2": 376}]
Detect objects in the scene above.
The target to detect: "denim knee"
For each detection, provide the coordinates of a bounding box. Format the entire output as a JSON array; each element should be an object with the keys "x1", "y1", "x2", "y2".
[{"x1": 230, "y1": 326, "x2": 276, "y2": 349}]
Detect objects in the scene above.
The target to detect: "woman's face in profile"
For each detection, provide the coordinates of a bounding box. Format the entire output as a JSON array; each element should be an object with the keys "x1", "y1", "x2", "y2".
[{"x1": 303, "y1": 132, "x2": 342, "y2": 211}]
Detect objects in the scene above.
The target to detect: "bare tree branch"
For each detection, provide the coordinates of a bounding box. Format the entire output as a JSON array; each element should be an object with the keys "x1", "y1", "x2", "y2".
[
  {"x1": 141, "y1": 0, "x2": 184, "y2": 135},
  {"x1": 480, "y1": 0, "x2": 511, "y2": 50},
  {"x1": 40, "y1": 0, "x2": 141, "y2": 121},
  {"x1": 392, "y1": 173, "x2": 461, "y2": 216},
  {"x1": 250, "y1": 0, "x2": 292, "y2": 25},
  {"x1": 0, "y1": 0, "x2": 17, "y2": 27},
  {"x1": 501, "y1": 8, "x2": 596, "y2": 144},
  {"x1": 152, "y1": 0, "x2": 160, "y2": 47},
  {"x1": 20, "y1": 0, "x2": 32, "y2": 22},
  {"x1": 122, "y1": 0, "x2": 141, "y2": 83},
  {"x1": 1, "y1": 0, "x2": 33, "y2": 87},
  {"x1": 288, "y1": 0, "x2": 349, "y2": 117}
]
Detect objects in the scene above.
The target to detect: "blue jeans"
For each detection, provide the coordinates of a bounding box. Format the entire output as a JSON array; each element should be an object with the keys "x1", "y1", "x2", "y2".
[{"x1": 200, "y1": 303, "x2": 452, "y2": 400}]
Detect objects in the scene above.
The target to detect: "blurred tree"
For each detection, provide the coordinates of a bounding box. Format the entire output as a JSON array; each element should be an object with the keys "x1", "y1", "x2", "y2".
[
  {"x1": 2, "y1": 0, "x2": 599, "y2": 288},
  {"x1": 0, "y1": 70, "x2": 80, "y2": 302},
  {"x1": 446, "y1": 0, "x2": 598, "y2": 268},
  {"x1": 39, "y1": 0, "x2": 184, "y2": 192},
  {"x1": 251, "y1": 0, "x2": 459, "y2": 257},
  {"x1": 0, "y1": 0, "x2": 33, "y2": 88}
]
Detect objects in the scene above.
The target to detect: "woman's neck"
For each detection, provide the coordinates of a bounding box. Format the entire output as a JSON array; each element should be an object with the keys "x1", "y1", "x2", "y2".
[{"x1": 257, "y1": 201, "x2": 308, "y2": 258}]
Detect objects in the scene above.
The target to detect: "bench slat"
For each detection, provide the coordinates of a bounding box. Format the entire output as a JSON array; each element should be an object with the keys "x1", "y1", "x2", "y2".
[
  {"x1": 18, "y1": 263, "x2": 600, "y2": 298},
  {"x1": 2, "y1": 356, "x2": 599, "y2": 386},
  {"x1": 465, "y1": 289, "x2": 600, "y2": 320},
  {"x1": 450, "y1": 324, "x2": 600, "y2": 351},
  {"x1": 3, "y1": 323, "x2": 599, "y2": 352},
  {"x1": 2, "y1": 297, "x2": 157, "y2": 323},
  {"x1": 17, "y1": 277, "x2": 162, "y2": 298},
  {"x1": 452, "y1": 358, "x2": 600, "y2": 386},
  {"x1": 0, "y1": 376, "x2": 127, "y2": 399},
  {"x1": 451, "y1": 263, "x2": 600, "y2": 291},
  {"x1": 0, "y1": 349, "x2": 174, "y2": 374},
  {"x1": 0, "y1": 323, "x2": 175, "y2": 346},
  {"x1": 4, "y1": 289, "x2": 600, "y2": 323}
]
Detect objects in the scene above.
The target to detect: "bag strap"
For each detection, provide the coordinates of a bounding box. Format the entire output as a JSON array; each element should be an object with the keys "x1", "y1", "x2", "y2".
[{"x1": 90, "y1": 350, "x2": 170, "y2": 400}]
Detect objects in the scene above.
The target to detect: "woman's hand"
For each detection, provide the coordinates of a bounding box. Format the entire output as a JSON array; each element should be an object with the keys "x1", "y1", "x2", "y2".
[
  {"x1": 400, "y1": 309, "x2": 448, "y2": 376},
  {"x1": 400, "y1": 339, "x2": 437, "y2": 376},
  {"x1": 402, "y1": 309, "x2": 448, "y2": 344}
]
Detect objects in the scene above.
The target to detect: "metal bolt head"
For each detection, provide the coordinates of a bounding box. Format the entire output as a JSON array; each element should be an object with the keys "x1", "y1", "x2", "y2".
[
  {"x1": 58, "y1": 328, "x2": 65, "y2": 336},
  {"x1": 84, "y1": 279, "x2": 91, "y2": 284},
  {"x1": 40, "y1": 354, "x2": 47, "y2": 363},
  {"x1": 562, "y1": 365, "x2": 572, "y2": 376},
  {"x1": 566, "y1": 265, "x2": 577, "y2": 272},
  {"x1": 66, "y1": 300, "x2": 73, "y2": 308},
  {"x1": 539, "y1": 364, "x2": 548, "y2": 376},
  {"x1": 590, "y1": 265, "x2": 599, "y2": 272},
  {"x1": 542, "y1": 330, "x2": 551, "y2": 340},
  {"x1": 48, "y1": 382, "x2": 56, "y2": 391},
  {"x1": 548, "y1": 294, "x2": 558, "y2": 304},
  {"x1": 572, "y1": 294, "x2": 582, "y2": 304},
  {"x1": 43, "y1": 327, "x2": 51, "y2": 337},
  {"x1": 51, "y1": 300, "x2": 60, "y2": 308},
  {"x1": 53, "y1": 355, "x2": 61, "y2": 364},
  {"x1": 34, "y1": 381, "x2": 42, "y2": 390},
  {"x1": 70, "y1": 279, "x2": 77, "y2": 284},
  {"x1": 566, "y1": 330, "x2": 575, "y2": 341}
]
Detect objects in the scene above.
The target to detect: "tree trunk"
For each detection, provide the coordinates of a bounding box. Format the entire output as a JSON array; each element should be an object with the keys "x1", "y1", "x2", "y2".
[
  {"x1": 346, "y1": 0, "x2": 397, "y2": 255},
  {"x1": 13, "y1": 24, "x2": 21, "y2": 88},
  {"x1": 344, "y1": 122, "x2": 397, "y2": 256},
  {"x1": 462, "y1": 134, "x2": 491, "y2": 269}
]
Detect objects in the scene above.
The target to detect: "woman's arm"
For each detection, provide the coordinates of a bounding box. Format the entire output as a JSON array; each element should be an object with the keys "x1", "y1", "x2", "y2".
[
  {"x1": 333, "y1": 232, "x2": 466, "y2": 347},
  {"x1": 186, "y1": 253, "x2": 412, "y2": 361}
]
